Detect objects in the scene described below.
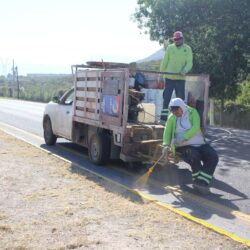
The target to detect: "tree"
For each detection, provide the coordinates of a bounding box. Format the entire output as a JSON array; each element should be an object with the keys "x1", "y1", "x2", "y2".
[
  {"x1": 237, "y1": 80, "x2": 250, "y2": 106},
  {"x1": 133, "y1": 0, "x2": 250, "y2": 101}
]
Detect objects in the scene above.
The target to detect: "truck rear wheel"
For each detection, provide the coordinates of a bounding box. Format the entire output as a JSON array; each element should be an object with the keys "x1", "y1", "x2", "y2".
[
  {"x1": 44, "y1": 117, "x2": 57, "y2": 145},
  {"x1": 88, "y1": 133, "x2": 110, "y2": 165}
]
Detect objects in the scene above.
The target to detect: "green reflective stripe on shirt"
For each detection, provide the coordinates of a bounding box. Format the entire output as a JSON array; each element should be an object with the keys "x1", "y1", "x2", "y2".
[
  {"x1": 197, "y1": 176, "x2": 210, "y2": 184},
  {"x1": 200, "y1": 171, "x2": 213, "y2": 180}
]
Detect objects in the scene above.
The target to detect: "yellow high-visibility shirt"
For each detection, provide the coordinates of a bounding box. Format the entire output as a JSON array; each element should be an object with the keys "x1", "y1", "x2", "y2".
[{"x1": 160, "y1": 43, "x2": 193, "y2": 80}]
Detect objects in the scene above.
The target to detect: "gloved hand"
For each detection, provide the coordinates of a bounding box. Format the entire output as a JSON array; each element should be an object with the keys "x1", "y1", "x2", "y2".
[
  {"x1": 161, "y1": 146, "x2": 169, "y2": 158},
  {"x1": 175, "y1": 133, "x2": 186, "y2": 145},
  {"x1": 158, "y1": 76, "x2": 164, "y2": 84}
]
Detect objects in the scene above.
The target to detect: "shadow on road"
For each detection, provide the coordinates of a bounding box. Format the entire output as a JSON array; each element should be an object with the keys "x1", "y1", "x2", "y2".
[
  {"x1": 41, "y1": 137, "x2": 249, "y2": 222},
  {"x1": 137, "y1": 162, "x2": 249, "y2": 221},
  {"x1": 207, "y1": 127, "x2": 250, "y2": 167}
]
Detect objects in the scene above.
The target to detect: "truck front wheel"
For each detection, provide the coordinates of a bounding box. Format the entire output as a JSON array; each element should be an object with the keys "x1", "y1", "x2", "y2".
[
  {"x1": 44, "y1": 117, "x2": 57, "y2": 145},
  {"x1": 88, "y1": 133, "x2": 110, "y2": 165}
]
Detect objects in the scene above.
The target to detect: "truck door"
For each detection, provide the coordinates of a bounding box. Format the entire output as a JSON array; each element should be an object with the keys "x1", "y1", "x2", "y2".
[{"x1": 57, "y1": 88, "x2": 74, "y2": 139}]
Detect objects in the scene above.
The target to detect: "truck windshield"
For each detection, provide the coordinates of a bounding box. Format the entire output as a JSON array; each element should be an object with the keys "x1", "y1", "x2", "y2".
[{"x1": 62, "y1": 89, "x2": 74, "y2": 105}]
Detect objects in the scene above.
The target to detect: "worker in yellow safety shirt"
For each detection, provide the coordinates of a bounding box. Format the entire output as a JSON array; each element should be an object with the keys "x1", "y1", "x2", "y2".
[{"x1": 160, "y1": 31, "x2": 193, "y2": 122}]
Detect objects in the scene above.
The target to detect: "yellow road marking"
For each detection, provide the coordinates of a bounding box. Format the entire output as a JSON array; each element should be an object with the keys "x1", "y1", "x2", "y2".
[
  {"x1": 112, "y1": 164, "x2": 250, "y2": 224},
  {"x1": 163, "y1": 185, "x2": 250, "y2": 223},
  {"x1": 0, "y1": 122, "x2": 250, "y2": 246},
  {"x1": 135, "y1": 190, "x2": 250, "y2": 246}
]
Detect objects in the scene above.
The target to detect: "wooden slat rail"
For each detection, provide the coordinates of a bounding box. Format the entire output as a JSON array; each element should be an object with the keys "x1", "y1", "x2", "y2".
[
  {"x1": 76, "y1": 80, "x2": 101, "y2": 88},
  {"x1": 74, "y1": 70, "x2": 101, "y2": 121},
  {"x1": 75, "y1": 110, "x2": 99, "y2": 120},
  {"x1": 76, "y1": 70, "x2": 102, "y2": 78},
  {"x1": 75, "y1": 100, "x2": 99, "y2": 110}
]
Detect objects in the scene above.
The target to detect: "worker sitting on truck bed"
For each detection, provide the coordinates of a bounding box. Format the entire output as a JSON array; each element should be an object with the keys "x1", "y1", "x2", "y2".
[{"x1": 161, "y1": 98, "x2": 218, "y2": 194}]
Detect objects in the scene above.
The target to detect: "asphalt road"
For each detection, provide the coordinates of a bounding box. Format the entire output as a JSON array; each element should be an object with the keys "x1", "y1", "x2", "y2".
[
  {"x1": 0, "y1": 99, "x2": 44, "y2": 137},
  {"x1": 0, "y1": 98, "x2": 250, "y2": 242}
]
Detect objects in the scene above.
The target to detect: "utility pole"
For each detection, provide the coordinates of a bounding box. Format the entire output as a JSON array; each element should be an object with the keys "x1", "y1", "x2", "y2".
[
  {"x1": 12, "y1": 59, "x2": 15, "y2": 83},
  {"x1": 15, "y1": 66, "x2": 19, "y2": 99},
  {"x1": 11, "y1": 59, "x2": 20, "y2": 99}
]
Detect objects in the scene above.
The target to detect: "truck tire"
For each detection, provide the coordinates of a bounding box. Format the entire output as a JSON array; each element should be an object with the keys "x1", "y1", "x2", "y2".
[
  {"x1": 88, "y1": 133, "x2": 110, "y2": 165},
  {"x1": 44, "y1": 117, "x2": 57, "y2": 145}
]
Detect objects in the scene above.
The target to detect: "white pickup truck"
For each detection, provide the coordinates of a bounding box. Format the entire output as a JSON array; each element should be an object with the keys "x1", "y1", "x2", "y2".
[{"x1": 43, "y1": 63, "x2": 210, "y2": 166}]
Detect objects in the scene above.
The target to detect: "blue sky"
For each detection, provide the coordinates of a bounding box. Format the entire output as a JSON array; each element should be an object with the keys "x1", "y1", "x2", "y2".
[{"x1": 0, "y1": 0, "x2": 162, "y2": 75}]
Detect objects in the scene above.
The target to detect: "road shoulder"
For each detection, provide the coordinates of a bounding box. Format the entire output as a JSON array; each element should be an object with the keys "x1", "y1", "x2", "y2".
[{"x1": 0, "y1": 130, "x2": 248, "y2": 250}]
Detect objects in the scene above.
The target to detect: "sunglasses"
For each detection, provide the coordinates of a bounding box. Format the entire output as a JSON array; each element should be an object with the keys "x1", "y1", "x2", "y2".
[{"x1": 174, "y1": 38, "x2": 183, "y2": 41}]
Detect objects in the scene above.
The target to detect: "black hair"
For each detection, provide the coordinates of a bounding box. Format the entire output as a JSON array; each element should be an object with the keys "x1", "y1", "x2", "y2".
[{"x1": 170, "y1": 106, "x2": 180, "y2": 111}]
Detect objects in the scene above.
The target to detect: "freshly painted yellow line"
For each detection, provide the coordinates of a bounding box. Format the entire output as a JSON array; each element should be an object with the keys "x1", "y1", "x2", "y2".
[
  {"x1": 112, "y1": 163, "x2": 250, "y2": 224},
  {"x1": 0, "y1": 124, "x2": 250, "y2": 246},
  {"x1": 135, "y1": 191, "x2": 250, "y2": 247},
  {"x1": 164, "y1": 185, "x2": 250, "y2": 223},
  {"x1": 56, "y1": 156, "x2": 250, "y2": 247}
]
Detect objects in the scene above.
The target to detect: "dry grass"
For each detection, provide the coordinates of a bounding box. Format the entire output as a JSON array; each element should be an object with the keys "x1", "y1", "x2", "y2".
[
  {"x1": 0, "y1": 224, "x2": 12, "y2": 233},
  {"x1": 0, "y1": 130, "x2": 249, "y2": 250}
]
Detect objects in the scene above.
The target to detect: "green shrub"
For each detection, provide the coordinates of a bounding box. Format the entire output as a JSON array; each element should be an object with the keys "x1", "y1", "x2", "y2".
[
  {"x1": 224, "y1": 101, "x2": 250, "y2": 113},
  {"x1": 236, "y1": 80, "x2": 250, "y2": 105}
]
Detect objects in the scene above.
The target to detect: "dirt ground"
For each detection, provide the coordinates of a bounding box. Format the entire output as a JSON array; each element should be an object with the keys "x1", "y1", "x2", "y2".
[{"x1": 0, "y1": 130, "x2": 249, "y2": 250}]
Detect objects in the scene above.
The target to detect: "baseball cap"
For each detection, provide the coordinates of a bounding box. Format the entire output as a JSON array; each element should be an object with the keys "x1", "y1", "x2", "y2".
[{"x1": 173, "y1": 31, "x2": 184, "y2": 40}]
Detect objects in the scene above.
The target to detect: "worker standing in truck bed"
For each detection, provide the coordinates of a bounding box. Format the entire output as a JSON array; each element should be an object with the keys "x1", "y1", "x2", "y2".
[{"x1": 160, "y1": 31, "x2": 193, "y2": 122}]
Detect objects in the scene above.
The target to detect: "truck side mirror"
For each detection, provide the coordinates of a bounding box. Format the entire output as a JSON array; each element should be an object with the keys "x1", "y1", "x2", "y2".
[{"x1": 52, "y1": 96, "x2": 60, "y2": 103}]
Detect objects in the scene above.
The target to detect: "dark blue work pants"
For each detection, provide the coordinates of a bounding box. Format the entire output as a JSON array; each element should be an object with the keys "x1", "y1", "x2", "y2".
[
  {"x1": 176, "y1": 144, "x2": 219, "y2": 181},
  {"x1": 163, "y1": 78, "x2": 185, "y2": 109}
]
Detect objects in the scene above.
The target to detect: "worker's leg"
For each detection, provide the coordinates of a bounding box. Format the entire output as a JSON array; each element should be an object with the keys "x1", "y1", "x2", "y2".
[
  {"x1": 176, "y1": 146, "x2": 202, "y2": 181},
  {"x1": 161, "y1": 79, "x2": 174, "y2": 121},
  {"x1": 197, "y1": 144, "x2": 219, "y2": 185},
  {"x1": 174, "y1": 80, "x2": 185, "y2": 101}
]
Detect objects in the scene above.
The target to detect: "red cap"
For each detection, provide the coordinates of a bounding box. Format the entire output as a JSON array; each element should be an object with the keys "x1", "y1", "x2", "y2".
[{"x1": 173, "y1": 31, "x2": 183, "y2": 40}]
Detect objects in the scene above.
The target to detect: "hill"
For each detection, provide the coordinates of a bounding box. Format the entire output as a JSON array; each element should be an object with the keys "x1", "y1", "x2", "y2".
[{"x1": 137, "y1": 48, "x2": 164, "y2": 63}]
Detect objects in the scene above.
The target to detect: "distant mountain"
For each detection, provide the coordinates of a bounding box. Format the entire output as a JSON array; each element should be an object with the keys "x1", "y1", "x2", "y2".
[{"x1": 137, "y1": 48, "x2": 164, "y2": 63}]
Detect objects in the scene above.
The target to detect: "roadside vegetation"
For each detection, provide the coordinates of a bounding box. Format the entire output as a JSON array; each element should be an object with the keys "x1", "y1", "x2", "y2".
[
  {"x1": 0, "y1": 74, "x2": 72, "y2": 103},
  {"x1": 0, "y1": 0, "x2": 249, "y2": 128}
]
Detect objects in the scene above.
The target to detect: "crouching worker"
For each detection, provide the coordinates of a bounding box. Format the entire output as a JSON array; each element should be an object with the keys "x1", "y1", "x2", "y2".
[{"x1": 161, "y1": 98, "x2": 218, "y2": 194}]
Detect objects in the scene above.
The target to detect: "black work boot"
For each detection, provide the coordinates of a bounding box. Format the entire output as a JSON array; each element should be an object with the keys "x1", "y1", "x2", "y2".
[
  {"x1": 160, "y1": 109, "x2": 169, "y2": 125},
  {"x1": 193, "y1": 179, "x2": 210, "y2": 195}
]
